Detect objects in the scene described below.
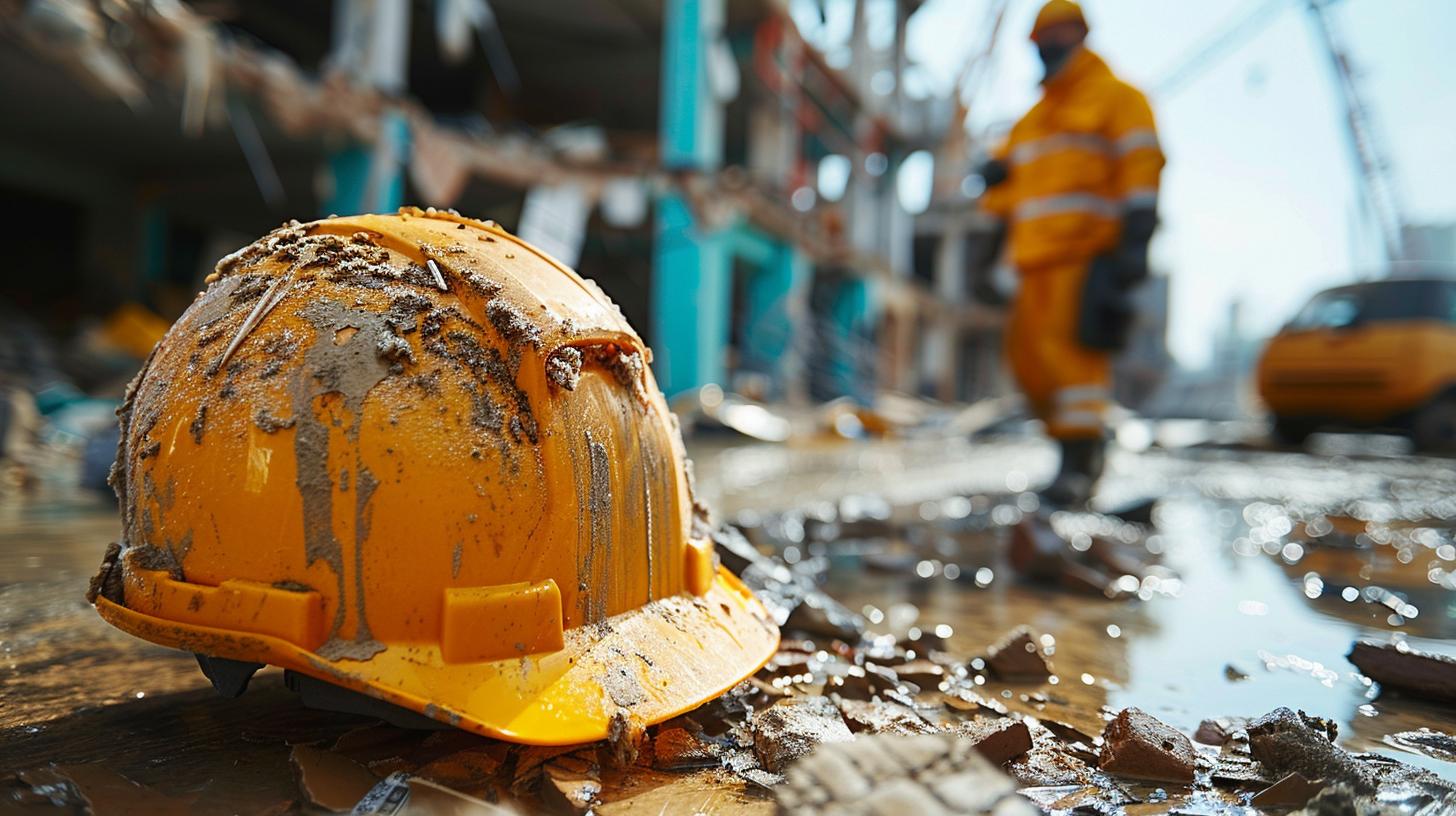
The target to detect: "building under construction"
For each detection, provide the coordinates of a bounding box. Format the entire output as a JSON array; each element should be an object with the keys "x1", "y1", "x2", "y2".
[{"x1": 0, "y1": 0, "x2": 1034, "y2": 411}]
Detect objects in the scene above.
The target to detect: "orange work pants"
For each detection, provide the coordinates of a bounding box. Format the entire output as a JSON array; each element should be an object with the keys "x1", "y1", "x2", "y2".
[{"x1": 1006, "y1": 260, "x2": 1111, "y2": 440}]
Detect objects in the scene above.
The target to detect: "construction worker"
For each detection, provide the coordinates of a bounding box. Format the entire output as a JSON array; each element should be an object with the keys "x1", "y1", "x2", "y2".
[{"x1": 977, "y1": 0, "x2": 1163, "y2": 507}]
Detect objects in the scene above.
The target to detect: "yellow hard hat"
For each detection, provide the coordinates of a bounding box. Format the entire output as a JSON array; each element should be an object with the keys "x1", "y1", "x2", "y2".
[
  {"x1": 1030, "y1": 0, "x2": 1088, "y2": 42},
  {"x1": 89, "y1": 208, "x2": 779, "y2": 745}
]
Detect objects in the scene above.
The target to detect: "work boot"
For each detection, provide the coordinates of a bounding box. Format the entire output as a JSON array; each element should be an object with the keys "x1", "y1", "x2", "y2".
[{"x1": 1040, "y1": 438, "x2": 1105, "y2": 509}]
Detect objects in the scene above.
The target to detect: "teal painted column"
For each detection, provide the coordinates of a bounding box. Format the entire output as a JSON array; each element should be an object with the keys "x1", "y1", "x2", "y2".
[
  {"x1": 655, "y1": 195, "x2": 731, "y2": 395},
  {"x1": 652, "y1": 0, "x2": 727, "y2": 397},
  {"x1": 734, "y1": 228, "x2": 807, "y2": 399},
  {"x1": 325, "y1": 111, "x2": 409, "y2": 216},
  {"x1": 827, "y1": 276, "x2": 878, "y2": 404}
]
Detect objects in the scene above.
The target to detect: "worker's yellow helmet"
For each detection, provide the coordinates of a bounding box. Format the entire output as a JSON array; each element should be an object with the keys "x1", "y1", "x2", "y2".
[
  {"x1": 1030, "y1": 0, "x2": 1088, "y2": 42},
  {"x1": 89, "y1": 208, "x2": 779, "y2": 745}
]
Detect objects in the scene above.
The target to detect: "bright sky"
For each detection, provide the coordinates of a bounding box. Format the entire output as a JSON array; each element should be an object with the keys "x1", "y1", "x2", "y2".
[{"x1": 841, "y1": 0, "x2": 1456, "y2": 368}]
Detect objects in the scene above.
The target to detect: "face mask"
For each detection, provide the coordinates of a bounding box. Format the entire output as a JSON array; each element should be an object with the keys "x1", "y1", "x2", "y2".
[{"x1": 1038, "y1": 43, "x2": 1075, "y2": 77}]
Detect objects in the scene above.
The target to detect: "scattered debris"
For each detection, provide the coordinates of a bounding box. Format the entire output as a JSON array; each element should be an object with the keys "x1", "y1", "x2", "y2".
[
  {"x1": 1251, "y1": 771, "x2": 1327, "y2": 809},
  {"x1": 1211, "y1": 753, "x2": 1276, "y2": 788},
  {"x1": 1381, "y1": 729, "x2": 1456, "y2": 764},
  {"x1": 545, "y1": 346, "x2": 583, "y2": 391},
  {"x1": 1348, "y1": 640, "x2": 1456, "y2": 704},
  {"x1": 1194, "y1": 716, "x2": 1248, "y2": 746},
  {"x1": 983, "y1": 627, "x2": 1051, "y2": 681},
  {"x1": 539, "y1": 753, "x2": 601, "y2": 814},
  {"x1": 652, "y1": 727, "x2": 722, "y2": 769},
  {"x1": 1097, "y1": 707, "x2": 1196, "y2": 783},
  {"x1": 3, "y1": 763, "x2": 194, "y2": 814},
  {"x1": 775, "y1": 732, "x2": 1038, "y2": 816},
  {"x1": 1246, "y1": 707, "x2": 1375, "y2": 794},
  {"x1": 888, "y1": 659, "x2": 945, "y2": 688},
  {"x1": 752, "y1": 696, "x2": 854, "y2": 772},
  {"x1": 948, "y1": 717, "x2": 1033, "y2": 765},
  {"x1": 412, "y1": 747, "x2": 505, "y2": 792},
  {"x1": 836, "y1": 699, "x2": 936, "y2": 736}
]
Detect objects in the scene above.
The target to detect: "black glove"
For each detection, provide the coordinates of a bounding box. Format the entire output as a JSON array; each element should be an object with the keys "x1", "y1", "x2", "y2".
[
  {"x1": 1111, "y1": 206, "x2": 1157, "y2": 287},
  {"x1": 1078, "y1": 256, "x2": 1136, "y2": 351},
  {"x1": 967, "y1": 222, "x2": 1007, "y2": 306},
  {"x1": 977, "y1": 158, "x2": 1009, "y2": 189},
  {"x1": 1078, "y1": 207, "x2": 1157, "y2": 351}
]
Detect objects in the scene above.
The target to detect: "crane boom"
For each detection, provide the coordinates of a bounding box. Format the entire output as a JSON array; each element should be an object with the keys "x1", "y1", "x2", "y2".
[{"x1": 1304, "y1": 0, "x2": 1405, "y2": 264}]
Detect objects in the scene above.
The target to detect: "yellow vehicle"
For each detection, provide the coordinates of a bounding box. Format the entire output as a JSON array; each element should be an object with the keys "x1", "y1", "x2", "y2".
[{"x1": 1257, "y1": 278, "x2": 1456, "y2": 450}]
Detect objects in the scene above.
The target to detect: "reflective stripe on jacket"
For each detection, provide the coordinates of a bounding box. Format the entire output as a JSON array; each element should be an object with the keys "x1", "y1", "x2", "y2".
[{"x1": 980, "y1": 48, "x2": 1164, "y2": 270}]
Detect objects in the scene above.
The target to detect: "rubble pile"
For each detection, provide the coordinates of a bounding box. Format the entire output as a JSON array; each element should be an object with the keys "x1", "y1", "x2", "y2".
[
  {"x1": 277, "y1": 515, "x2": 1456, "y2": 811},
  {"x1": 6, "y1": 489, "x2": 1456, "y2": 814}
]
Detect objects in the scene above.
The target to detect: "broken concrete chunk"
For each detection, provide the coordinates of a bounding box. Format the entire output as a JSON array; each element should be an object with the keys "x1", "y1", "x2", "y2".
[
  {"x1": 837, "y1": 698, "x2": 936, "y2": 736},
  {"x1": 1296, "y1": 782, "x2": 1360, "y2": 816},
  {"x1": 888, "y1": 659, "x2": 945, "y2": 688},
  {"x1": 512, "y1": 744, "x2": 583, "y2": 794},
  {"x1": 1251, "y1": 771, "x2": 1327, "y2": 809},
  {"x1": 1210, "y1": 753, "x2": 1276, "y2": 788},
  {"x1": 776, "y1": 733, "x2": 1037, "y2": 816},
  {"x1": 1004, "y1": 726, "x2": 1105, "y2": 789},
  {"x1": 762, "y1": 652, "x2": 814, "y2": 683},
  {"x1": 752, "y1": 696, "x2": 854, "y2": 772},
  {"x1": 412, "y1": 748, "x2": 504, "y2": 792},
  {"x1": 983, "y1": 627, "x2": 1051, "y2": 680},
  {"x1": 783, "y1": 591, "x2": 867, "y2": 642},
  {"x1": 1382, "y1": 729, "x2": 1456, "y2": 764},
  {"x1": 289, "y1": 744, "x2": 380, "y2": 812},
  {"x1": 948, "y1": 717, "x2": 1034, "y2": 766},
  {"x1": 539, "y1": 756, "x2": 601, "y2": 814},
  {"x1": 14, "y1": 764, "x2": 195, "y2": 815},
  {"x1": 710, "y1": 523, "x2": 865, "y2": 640},
  {"x1": 1194, "y1": 716, "x2": 1249, "y2": 746},
  {"x1": 1246, "y1": 707, "x2": 1375, "y2": 794},
  {"x1": 1097, "y1": 707, "x2": 1195, "y2": 783},
  {"x1": 1348, "y1": 640, "x2": 1456, "y2": 704},
  {"x1": 825, "y1": 663, "x2": 900, "y2": 701},
  {"x1": 739, "y1": 768, "x2": 786, "y2": 790},
  {"x1": 652, "y1": 727, "x2": 722, "y2": 769}
]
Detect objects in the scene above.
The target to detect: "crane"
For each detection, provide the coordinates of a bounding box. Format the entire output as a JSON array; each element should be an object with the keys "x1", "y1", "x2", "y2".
[{"x1": 1154, "y1": 0, "x2": 1406, "y2": 265}]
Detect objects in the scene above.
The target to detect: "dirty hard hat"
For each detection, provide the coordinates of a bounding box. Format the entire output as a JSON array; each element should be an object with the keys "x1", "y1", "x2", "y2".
[
  {"x1": 88, "y1": 208, "x2": 779, "y2": 745},
  {"x1": 1030, "y1": 0, "x2": 1088, "y2": 42}
]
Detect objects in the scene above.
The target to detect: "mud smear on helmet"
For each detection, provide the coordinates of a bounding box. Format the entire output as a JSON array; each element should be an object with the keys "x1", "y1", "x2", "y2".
[
  {"x1": 254, "y1": 408, "x2": 295, "y2": 433},
  {"x1": 258, "y1": 331, "x2": 301, "y2": 380},
  {"x1": 293, "y1": 299, "x2": 400, "y2": 662},
  {"x1": 132, "y1": 473, "x2": 190, "y2": 580},
  {"x1": 188, "y1": 403, "x2": 207, "y2": 446},
  {"x1": 485, "y1": 300, "x2": 543, "y2": 351},
  {"x1": 583, "y1": 430, "x2": 613, "y2": 625},
  {"x1": 439, "y1": 327, "x2": 539, "y2": 449},
  {"x1": 109, "y1": 343, "x2": 157, "y2": 552}
]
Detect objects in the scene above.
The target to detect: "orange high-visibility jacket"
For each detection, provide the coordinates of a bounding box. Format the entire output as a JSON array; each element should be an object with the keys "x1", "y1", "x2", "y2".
[{"x1": 982, "y1": 47, "x2": 1164, "y2": 270}]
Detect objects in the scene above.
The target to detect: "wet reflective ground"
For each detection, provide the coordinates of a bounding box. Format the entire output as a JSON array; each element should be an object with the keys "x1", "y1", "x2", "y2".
[
  {"x1": 700, "y1": 433, "x2": 1456, "y2": 778},
  {"x1": 2, "y1": 431, "x2": 1454, "y2": 811}
]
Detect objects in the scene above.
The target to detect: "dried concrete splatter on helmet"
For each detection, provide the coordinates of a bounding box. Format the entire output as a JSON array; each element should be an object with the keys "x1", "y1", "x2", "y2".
[{"x1": 545, "y1": 346, "x2": 584, "y2": 391}]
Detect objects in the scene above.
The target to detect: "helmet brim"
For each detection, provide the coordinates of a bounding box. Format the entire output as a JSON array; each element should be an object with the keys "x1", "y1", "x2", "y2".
[{"x1": 95, "y1": 566, "x2": 778, "y2": 745}]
